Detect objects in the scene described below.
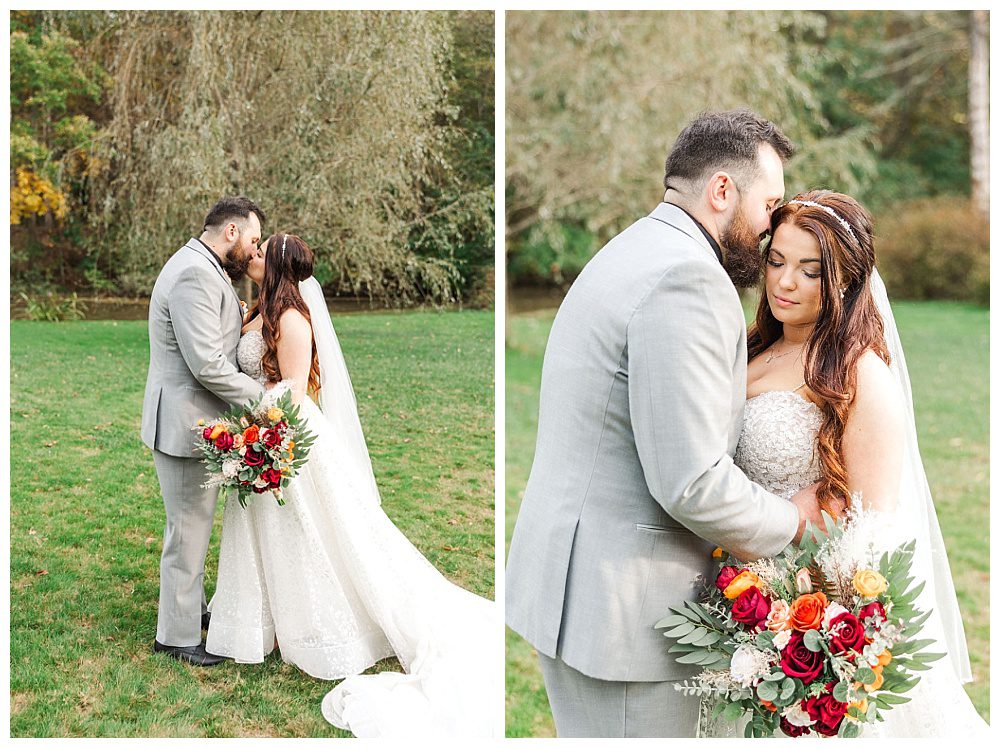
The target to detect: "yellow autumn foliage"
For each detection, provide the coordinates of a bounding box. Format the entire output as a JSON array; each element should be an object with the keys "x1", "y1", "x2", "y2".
[{"x1": 10, "y1": 168, "x2": 68, "y2": 225}]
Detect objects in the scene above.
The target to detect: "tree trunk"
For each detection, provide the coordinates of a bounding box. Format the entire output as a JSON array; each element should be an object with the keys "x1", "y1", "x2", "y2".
[{"x1": 969, "y1": 9, "x2": 989, "y2": 218}]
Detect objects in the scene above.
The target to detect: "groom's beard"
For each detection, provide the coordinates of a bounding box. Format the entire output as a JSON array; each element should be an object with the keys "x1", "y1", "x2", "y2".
[
  {"x1": 222, "y1": 245, "x2": 252, "y2": 282},
  {"x1": 720, "y1": 205, "x2": 765, "y2": 289}
]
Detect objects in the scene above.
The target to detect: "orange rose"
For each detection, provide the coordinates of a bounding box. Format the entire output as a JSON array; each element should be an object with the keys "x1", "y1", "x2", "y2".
[
  {"x1": 712, "y1": 547, "x2": 724, "y2": 559},
  {"x1": 723, "y1": 570, "x2": 761, "y2": 600},
  {"x1": 876, "y1": 650, "x2": 892, "y2": 667},
  {"x1": 863, "y1": 665, "x2": 885, "y2": 693},
  {"x1": 846, "y1": 698, "x2": 868, "y2": 720},
  {"x1": 788, "y1": 591, "x2": 828, "y2": 631},
  {"x1": 243, "y1": 424, "x2": 260, "y2": 444},
  {"x1": 208, "y1": 424, "x2": 227, "y2": 440},
  {"x1": 759, "y1": 700, "x2": 777, "y2": 713}
]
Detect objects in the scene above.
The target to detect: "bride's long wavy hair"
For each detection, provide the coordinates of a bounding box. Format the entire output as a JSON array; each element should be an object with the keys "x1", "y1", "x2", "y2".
[
  {"x1": 747, "y1": 190, "x2": 889, "y2": 517},
  {"x1": 248, "y1": 233, "x2": 321, "y2": 394}
]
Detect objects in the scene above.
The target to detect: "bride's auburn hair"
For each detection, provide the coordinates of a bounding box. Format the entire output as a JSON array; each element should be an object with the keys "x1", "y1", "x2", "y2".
[
  {"x1": 252, "y1": 233, "x2": 321, "y2": 394},
  {"x1": 747, "y1": 189, "x2": 889, "y2": 517}
]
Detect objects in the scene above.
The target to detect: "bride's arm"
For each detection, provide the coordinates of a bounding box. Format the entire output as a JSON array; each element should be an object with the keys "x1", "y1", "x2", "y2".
[
  {"x1": 275, "y1": 308, "x2": 313, "y2": 405},
  {"x1": 842, "y1": 350, "x2": 905, "y2": 512}
]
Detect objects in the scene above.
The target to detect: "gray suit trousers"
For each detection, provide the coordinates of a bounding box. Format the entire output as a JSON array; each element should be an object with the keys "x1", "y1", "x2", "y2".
[
  {"x1": 153, "y1": 449, "x2": 220, "y2": 646},
  {"x1": 537, "y1": 651, "x2": 700, "y2": 738}
]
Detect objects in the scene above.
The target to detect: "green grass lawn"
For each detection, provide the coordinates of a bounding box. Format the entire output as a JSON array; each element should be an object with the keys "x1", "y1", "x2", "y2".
[
  {"x1": 10, "y1": 310, "x2": 494, "y2": 738},
  {"x1": 505, "y1": 300, "x2": 989, "y2": 737}
]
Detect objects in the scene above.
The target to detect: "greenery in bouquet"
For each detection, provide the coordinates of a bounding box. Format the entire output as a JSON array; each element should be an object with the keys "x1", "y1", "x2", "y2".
[
  {"x1": 656, "y1": 507, "x2": 943, "y2": 738},
  {"x1": 194, "y1": 384, "x2": 316, "y2": 507}
]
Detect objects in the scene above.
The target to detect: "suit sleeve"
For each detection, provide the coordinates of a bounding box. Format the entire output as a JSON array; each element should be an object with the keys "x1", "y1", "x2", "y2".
[
  {"x1": 627, "y1": 260, "x2": 799, "y2": 560},
  {"x1": 169, "y1": 266, "x2": 264, "y2": 406}
]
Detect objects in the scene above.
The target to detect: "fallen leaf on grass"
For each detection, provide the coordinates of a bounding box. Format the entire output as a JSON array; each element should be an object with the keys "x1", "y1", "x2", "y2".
[
  {"x1": 35, "y1": 570, "x2": 48, "y2": 576},
  {"x1": 447, "y1": 518, "x2": 459, "y2": 525},
  {"x1": 44, "y1": 440, "x2": 58, "y2": 448}
]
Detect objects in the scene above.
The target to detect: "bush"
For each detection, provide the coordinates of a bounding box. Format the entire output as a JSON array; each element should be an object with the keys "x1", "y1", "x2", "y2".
[
  {"x1": 507, "y1": 221, "x2": 597, "y2": 287},
  {"x1": 875, "y1": 198, "x2": 989, "y2": 305}
]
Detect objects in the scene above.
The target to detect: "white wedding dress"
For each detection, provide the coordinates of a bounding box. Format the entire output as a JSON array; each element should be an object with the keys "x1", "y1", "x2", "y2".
[
  {"x1": 204, "y1": 299, "x2": 500, "y2": 737},
  {"x1": 726, "y1": 388, "x2": 989, "y2": 737}
]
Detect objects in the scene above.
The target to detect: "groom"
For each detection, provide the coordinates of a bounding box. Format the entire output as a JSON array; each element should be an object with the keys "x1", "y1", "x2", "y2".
[
  {"x1": 505, "y1": 110, "x2": 827, "y2": 737},
  {"x1": 141, "y1": 196, "x2": 267, "y2": 666}
]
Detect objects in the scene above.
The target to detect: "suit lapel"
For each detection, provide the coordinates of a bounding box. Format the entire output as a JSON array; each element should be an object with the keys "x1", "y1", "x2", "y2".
[
  {"x1": 647, "y1": 203, "x2": 718, "y2": 261},
  {"x1": 184, "y1": 238, "x2": 245, "y2": 323}
]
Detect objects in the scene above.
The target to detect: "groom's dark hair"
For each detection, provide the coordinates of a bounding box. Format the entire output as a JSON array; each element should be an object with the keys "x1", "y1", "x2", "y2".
[
  {"x1": 203, "y1": 196, "x2": 267, "y2": 233},
  {"x1": 663, "y1": 109, "x2": 794, "y2": 191}
]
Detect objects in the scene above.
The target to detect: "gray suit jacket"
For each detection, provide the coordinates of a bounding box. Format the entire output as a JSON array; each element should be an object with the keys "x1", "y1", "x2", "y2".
[
  {"x1": 141, "y1": 239, "x2": 264, "y2": 457},
  {"x1": 505, "y1": 203, "x2": 799, "y2": 682}
]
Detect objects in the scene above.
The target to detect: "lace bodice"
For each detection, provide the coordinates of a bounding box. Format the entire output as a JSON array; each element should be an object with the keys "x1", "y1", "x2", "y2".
[
  {"x1": 734, "y1": 390, "x2": 824, "y2": 501},
  {"x1": 237, "y1": 329, "x2": 267, "y2": 384}
]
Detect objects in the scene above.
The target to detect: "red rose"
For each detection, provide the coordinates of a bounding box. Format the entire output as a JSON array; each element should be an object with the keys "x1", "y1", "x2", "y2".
[
  {"x1": 203, "y1": 426, "x2": 214, "y2": 440},
  {"x1": 252, "y1": 484, "x2": 269, "y2": 494},
  {"x1": 731, "y1": 587, "x2": 771, "y2": 630},
  {"x1": 715, "y1": 566, "x2": 742, "y2": 593},
  {"x1": 802, "y1": 684, "x2": 848, "y2": 737},
  {"x1": 780, "y1": 631, "x2": 826, "y2": 684},
  {"x1": 262, "y1": 428, "x2": 283, "y2": 449},
  {"x1": 779, "y1": 717, "x2": 810, "y2": 738},
  {"x1": 828, "y1": 611, "x2": 866, "y2": 656},
  {"x1": 274, "y1": 420, "x2": 287, "y2": 431},
  {"x1": 859, "y1": 601, "x2": 886, "y2": 626},
  {"x1": 243, "y1": 447, "x2": 266, "y2": 467},
  {"x1": 261, "y1": 467, "x2": 282, "y2": 487},
  {"x1": 214, "y1": 431, "x2": 235, "y2": 451}
]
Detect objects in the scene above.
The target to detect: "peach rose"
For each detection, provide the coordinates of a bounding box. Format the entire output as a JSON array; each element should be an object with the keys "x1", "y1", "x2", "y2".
[
  {"x1": 789, "y1": 591, "x2": 828, "y2": 631},
  {"x1": 876, "y1": 649, "x2": 892, "y2": 667},
  {"x1": 795, "y1": 568, "x2": 814, "y2": 594},
  {"x1": 765, "y1": 599, "x2": 792, "y2": 631},
  {"x1": 723, "y1": 570, "x2": 762, "y2": 600}
]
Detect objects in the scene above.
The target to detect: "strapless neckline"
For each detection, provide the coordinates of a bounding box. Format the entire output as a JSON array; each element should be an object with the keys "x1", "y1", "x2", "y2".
[{"x1": 745, "y1": 389, "x2": 821, "y2": 413}]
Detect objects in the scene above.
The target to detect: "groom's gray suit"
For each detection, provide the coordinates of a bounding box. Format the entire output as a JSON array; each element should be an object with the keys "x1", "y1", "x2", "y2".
[
  {"x1": 505, "y1": 203, "x2": 800, "y2": 737},
  {"x1": 142, "y1": 239, "x2": 263, "y2": 647}
]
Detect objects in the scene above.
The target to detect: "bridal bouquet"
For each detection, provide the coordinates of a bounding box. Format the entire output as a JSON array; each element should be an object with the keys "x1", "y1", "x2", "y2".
[
  {"x1": 193, "y1": 382, "x2": 316, "y2": 507},
  {"x1": 656, "y1": 506, "x2": 942, "y2": 738}
]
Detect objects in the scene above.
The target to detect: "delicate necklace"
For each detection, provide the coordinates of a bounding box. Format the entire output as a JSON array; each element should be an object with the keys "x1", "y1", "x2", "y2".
[{"x1": 765, "y1": 340, "x2": 803, "y2": 364}]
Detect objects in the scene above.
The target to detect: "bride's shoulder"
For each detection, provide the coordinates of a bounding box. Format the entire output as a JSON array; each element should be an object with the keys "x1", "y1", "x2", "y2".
[
  {"x1": 277, "y1": 307, "x2": 313, "y2": 339},
  {"x1": 851, "y1": 349, "x2": 903, "y2": 422}
]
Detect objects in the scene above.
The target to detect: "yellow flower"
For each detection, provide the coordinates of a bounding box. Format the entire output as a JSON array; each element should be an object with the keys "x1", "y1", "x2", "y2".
[
  {"x1": 853, "y1": 569, "x2": 888, "y2": 598},
  {"x1": 209, "y1": 424, "x2": 228, "y2": 440},
  {"x1": 711, "y1": 547, "x2": 724, "y2": 559},
  {"x1": 846, "y1": 698, "x2": 868, "y2": 721},
  {"x1": 267, "y1": 407, "x2": 284, "y2": 423},
  {"x1": 197, "y1": 419, "x2": 205, "y2": 426},
  {"x1": 723, "y1": 570, "x2": 761, "y2": 600}
]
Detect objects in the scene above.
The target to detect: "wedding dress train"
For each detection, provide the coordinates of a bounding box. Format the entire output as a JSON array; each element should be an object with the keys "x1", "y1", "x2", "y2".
[{"x1": 205, "y1": 293, "x2": 499, "y2": 737}]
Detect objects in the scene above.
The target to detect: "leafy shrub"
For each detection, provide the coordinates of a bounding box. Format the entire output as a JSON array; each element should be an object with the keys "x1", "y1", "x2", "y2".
[
  {"x1": 17, "y1": 292, "x2": 86, "y2": 321},
  {"x1": 875, "y1": 198, "x2": 989, "y2": 305}
]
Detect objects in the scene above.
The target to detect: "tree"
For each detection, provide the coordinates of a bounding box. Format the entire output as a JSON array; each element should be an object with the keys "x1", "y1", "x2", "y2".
[{"x1": 969, "y1": 9, "x2": 989, "y2": 217}]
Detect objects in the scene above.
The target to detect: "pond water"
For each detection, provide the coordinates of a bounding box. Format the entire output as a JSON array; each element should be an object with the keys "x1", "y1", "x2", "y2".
[{"x1": 10, "y1": 295, "x2": 405, "y2": 321}]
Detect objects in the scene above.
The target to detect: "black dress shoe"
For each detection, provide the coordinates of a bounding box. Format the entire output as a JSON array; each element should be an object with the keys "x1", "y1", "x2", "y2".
[
  {"x1": 202, "y1": 612, "x2": 211, "y2": 631},
  {"x1": 153, "y1": 640, "x2": 226, "y2": 667}
]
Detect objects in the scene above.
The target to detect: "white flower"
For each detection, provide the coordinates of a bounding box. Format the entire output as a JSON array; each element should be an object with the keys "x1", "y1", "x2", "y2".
[
  {"x1": 782, "y1": 701, "x2": 816, "y2": 728},
  {"x1": 773, "y1": 629, "x2": 793, "y2": 651},
  {"x1": 222, "y1": 459, "x2": 241, "y2": 480},
  {"x1": 253, "y1": 476, "x2": 269, "y2": 489},
  {"x1": 730, "y1": 645, "x2": 771, "y2": 688},
  {"x1": 823, "y1": 601, "x2": 850, "y2": 629}
]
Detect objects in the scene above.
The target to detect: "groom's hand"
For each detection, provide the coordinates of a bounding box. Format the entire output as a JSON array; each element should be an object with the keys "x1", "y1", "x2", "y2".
[{"x1": 789, "y1": 483, "x2": 823, "y2": 544}]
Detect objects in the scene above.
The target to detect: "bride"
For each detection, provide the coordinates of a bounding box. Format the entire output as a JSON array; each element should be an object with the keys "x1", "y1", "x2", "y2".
[
  {"x1": 203, "y1": 233, "x2": 500, "y2": 737},
  {"x1": 718, "y1": 189, "x2": 987, "y2": 737}
]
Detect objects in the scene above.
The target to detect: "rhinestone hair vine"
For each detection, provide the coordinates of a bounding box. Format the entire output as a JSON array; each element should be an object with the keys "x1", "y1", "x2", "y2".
[
  {"x1": 281, "y1": 234, "x2": 288, "y2": 259},
  {"x1": 787, "y1": 200, "x2": 857, "y2": 243}
]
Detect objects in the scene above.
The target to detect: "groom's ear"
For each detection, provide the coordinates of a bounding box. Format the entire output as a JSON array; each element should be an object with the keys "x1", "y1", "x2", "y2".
[{"x1": 706, "y1": 171, "x2": 735, "y2": 214}]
